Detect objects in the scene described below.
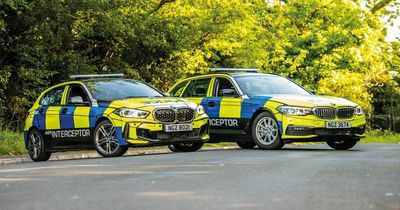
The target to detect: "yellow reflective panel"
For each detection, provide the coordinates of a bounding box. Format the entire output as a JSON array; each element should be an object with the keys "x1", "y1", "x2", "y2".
[
  {"x1": 219, "y1": 98, "x2": 242, "y2": 118},
  {"x1": 74, "y1": 107, "x2": 91, "y2": 128},
  {"x1": 45, "y1": 106, "x2": 62, "y2": 130}
]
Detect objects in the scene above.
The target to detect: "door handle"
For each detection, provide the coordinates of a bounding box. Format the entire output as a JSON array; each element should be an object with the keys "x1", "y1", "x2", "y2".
[
  {"x1": 61, "y1": 108, "x2": 68, "y2": 115},
  {"x1": 208, "y1": 101, "x2": 216, "y2": 107}
]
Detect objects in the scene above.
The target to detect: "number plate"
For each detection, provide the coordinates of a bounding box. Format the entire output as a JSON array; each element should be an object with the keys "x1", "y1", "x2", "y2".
[
  {"x1": 326, "y1": 121, "x2": 351, "y2": 129},
  {"x1": 164, "y1": 124, "x2": 193, "y2": 132}
]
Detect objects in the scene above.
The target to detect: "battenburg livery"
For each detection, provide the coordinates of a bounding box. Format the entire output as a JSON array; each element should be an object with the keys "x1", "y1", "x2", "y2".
[
  {"x1": 169, "y1": 68, "x2": 366, "y2": 150},
  {"x1": 24, "y1": 74, "x2": 209, "y2": 161}
]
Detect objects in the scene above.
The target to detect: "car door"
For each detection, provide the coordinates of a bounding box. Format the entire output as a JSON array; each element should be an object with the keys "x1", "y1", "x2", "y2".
[
  {"x1": 207, "y1": 77, "x2": 244, "y2": 134},
  {"x1": 181, "y1": 77, "x2": 213, "y2": 107},
  {"x1": 57, "y1": 84, "x2": 92, "y2": 147},
  {"x1": 35, "y1": 85, "x2": 66, "y2": 148}
]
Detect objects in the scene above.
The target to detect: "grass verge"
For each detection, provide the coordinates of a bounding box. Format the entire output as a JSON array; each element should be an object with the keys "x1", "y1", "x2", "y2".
[
  {"x1": 0, "y1": 130, "x2": 26, "y2": 156},
  {"x1": 362, "y1": 130, "x2": 400, "y2": 144}
]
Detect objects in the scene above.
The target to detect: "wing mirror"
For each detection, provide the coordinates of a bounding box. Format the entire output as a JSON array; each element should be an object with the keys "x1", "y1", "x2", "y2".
[
  {"x1": 70, "y1": 96, "x2": 89, "y2": 105},
  {"x1": 219, "y1": 88, "x2": 237, "y2": 97}
]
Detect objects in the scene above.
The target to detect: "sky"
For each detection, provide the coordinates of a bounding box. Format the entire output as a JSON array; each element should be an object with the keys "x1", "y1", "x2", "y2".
[{"x1": 385, "y1": 16, "x2": 400, "y2": 42}]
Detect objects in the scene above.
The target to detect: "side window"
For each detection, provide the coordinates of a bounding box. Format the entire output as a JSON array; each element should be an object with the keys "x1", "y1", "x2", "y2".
[
  {"x1": 183, "y1": 78, "x2": 211, "y2": 97},
  {"x1": 214, "y1": 77, "x2": 238, "y2": 97},
  {"x1": 170, "y1": 81, "x2": 188, "y2": 97},
  {"x1": 40, "y1": 86, "x2": 65, "y2": 106},
  {"x1": 67, "y1": 85, "x2": 90, "y2": 105}
]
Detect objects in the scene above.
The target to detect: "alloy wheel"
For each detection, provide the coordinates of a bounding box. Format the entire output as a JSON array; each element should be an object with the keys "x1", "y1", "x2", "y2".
[
  {"x1": 255, "y1": 116, "x2": 279, "y2": 145},
  {"x1": 95, "y1": 123, "x2": 119, "y2": 155}
]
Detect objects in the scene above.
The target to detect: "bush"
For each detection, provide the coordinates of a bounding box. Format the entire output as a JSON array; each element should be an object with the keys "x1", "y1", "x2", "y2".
[{"x1": 318, "y1": 71, "x2": 373, "y2": 116}]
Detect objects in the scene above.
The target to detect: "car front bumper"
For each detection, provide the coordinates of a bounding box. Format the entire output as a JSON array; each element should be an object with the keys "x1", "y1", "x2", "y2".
[
  {"x1": 278, "y1": 114, "x2": 366, "y2": 142},
  {"x1": 110, "y1": 115, "x2": 209, "y2": 146}
]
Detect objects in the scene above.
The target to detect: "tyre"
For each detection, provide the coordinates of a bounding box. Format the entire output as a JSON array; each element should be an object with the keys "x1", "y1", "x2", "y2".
[
  {"x1": 327, "y1": 140, "x2": 357, "y2": 150},
  {"x1": 167, "y1": 144, "x2": 178, "y2": 152},
  {"x1": 236, "y1": 142, "x2": 256, "y2": 149},
  {"x1": 170, "y1": 142, "x2": 204, "y2": 152},
  {"x1": 251, "y1": 112, "x2": 284, "y2": 150},
  {"x1": 93, "y1": 120, "x2": 128, "y2": 157},
  {"x1": 27, "y1": 128, "x2": 51, "y2": 162}
]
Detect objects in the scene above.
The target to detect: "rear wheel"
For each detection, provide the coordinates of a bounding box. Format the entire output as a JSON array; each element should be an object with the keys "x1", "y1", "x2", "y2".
[
  {"x1": 327, "y1": 140, "x2": 357, "y2": 150},
  {"x1": 27, "y1": 129, "x2": 51, "y2": 162},
  {"x1": 93, "y1": 120, "x2": 128, "y2": 157},
  {"x1": 169, "y1": 142, "x2": 204, "y2": 152},
  {"x1": 236, "y1": 142, "x2": 256, "y2": 149},
  {"x1": 252, "y1": 112, "x2": 284, "y2": 150}
]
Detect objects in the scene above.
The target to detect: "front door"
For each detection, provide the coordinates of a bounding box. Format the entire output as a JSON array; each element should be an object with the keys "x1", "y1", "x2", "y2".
[
  {"x1": 208, "y1": 77, "x2": 244, "y2": 134},
  {"x1": 57, "y1": 84, "x2": 92, "y2": 147}
]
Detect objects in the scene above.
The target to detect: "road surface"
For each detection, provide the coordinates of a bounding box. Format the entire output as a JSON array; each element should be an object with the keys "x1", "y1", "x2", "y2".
[{"x1": 0, "y1": 144, "x2": 399, "y2": 210}]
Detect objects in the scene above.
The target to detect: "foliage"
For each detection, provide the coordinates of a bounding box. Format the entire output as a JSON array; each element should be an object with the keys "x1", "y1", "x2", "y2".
[
  {"x1": 0, "y1": 0, "x2": 399, "y2": 131},
  {"x1": 318, "y1": 71, "x2": 373, "y2": 115}
]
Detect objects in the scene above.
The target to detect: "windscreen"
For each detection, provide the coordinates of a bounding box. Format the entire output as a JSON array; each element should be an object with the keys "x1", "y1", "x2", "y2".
[
  {"x1": 85, "y1": 79, "x2": 163, "y2": 101},
  {"x1": 234, "y1": 75, "x2": 310, "y2": 96}
]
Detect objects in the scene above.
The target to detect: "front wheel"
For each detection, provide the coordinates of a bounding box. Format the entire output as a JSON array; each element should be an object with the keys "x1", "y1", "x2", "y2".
[
  {"x1": 251, "y1": 112, "x2": 284, "y2": 150},
  {"x1": 327, "y1": 140, "x2": 357, "y2": 150},
  {"x1": 169, "y1": 142, "x2": 204, "y2": 152},
  {"x1": 93, "y1": 120, "x2": 128, "y2": 157},
  {"x1": 27, "y1": 129, "x2": 51, "y2": 162}
]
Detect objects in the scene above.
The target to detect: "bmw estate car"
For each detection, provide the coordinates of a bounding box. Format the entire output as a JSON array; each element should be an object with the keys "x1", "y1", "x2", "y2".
[
  {"x1": 169, "y1": 68, "x2": 366, "y2": 150},
  {"x1": 24, "y1": 74, "x2": 209, "y2": 161}
]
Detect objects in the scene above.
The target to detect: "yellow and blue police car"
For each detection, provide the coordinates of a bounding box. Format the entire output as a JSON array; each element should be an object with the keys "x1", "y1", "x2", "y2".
[
  {"x1": 24, "y1": 74, "x2": 209, "y2": 161},
  {"x1": 169, "y1": 68, "x2": 366, "y2": 150}
]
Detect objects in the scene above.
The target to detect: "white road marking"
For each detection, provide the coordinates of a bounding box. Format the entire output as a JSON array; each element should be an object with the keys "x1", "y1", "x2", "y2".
[{"x1": 0, "y1": 164, "x2": 108, "y2": 173}]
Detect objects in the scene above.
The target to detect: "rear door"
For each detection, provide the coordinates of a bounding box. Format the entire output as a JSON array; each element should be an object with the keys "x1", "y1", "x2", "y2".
[
  {"x1": 35, "y1": 85, "x2": 66, "y2": 147},
  {"x1": 181, "y1": 77, "x2": 213, "y2": 107}
]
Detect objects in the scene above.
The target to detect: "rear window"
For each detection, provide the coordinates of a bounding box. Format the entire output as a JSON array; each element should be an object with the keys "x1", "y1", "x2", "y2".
[{"x1": 40, "y1": 86, "x2": 65, "y2": 106}]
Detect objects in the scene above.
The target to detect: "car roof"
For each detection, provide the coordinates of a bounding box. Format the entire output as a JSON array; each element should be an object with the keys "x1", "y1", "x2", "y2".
[{"x1": 185, "y1": 72, "x2": 280, "y2": 80}]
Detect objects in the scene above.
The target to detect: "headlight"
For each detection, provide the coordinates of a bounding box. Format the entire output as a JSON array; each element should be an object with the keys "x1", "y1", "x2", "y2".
[
  {"x1": 277, "y1": 106, "x2": 312, "y2": 116},
  {"x1": 114, "y1": 108, "x2": 149, "y2": 118},
  {"x1": 355, "y1": 106, "x2": 364, "y2": 115},
  {"x1": 196, "y1": 105, "x2": 205, "y2": 115}
]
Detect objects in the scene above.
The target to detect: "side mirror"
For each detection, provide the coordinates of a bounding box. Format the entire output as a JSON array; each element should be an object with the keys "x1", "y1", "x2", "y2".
[
  {"x1": 70, "y1": 96, "x2": 89, "y2": 105},
  {"x1": 219, "y1": 88, "x2": 237, "y2": 97}
]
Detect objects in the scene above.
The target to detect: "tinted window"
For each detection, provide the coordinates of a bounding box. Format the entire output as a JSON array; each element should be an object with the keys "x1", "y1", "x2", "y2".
[
  {"x1": 234, "y1": 75, "x2": 310, "y2": 96},
  {"x1": 85, "y1": 79, "x2": 163, "y2": 100},
  {"x1": 40, "y1": 86, "x2": 65, "y2": 106},
  {"x1": 67, "y1": 85, "x2": 90, "y2": 104},
  {"x1": 214, "y1": 77, "x2": 238, "y2": 97},
  {"x1": 183, "y1": 78, "x2": 211, "y2": 97},
  {"x1": 170, "y1": 81, "x2": 188, "y2": 97}
]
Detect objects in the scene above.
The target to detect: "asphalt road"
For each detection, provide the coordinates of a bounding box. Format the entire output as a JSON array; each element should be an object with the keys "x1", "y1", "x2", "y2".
[{"x1": 0, "y1": 144, "x2": 399, "y2": 210}]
